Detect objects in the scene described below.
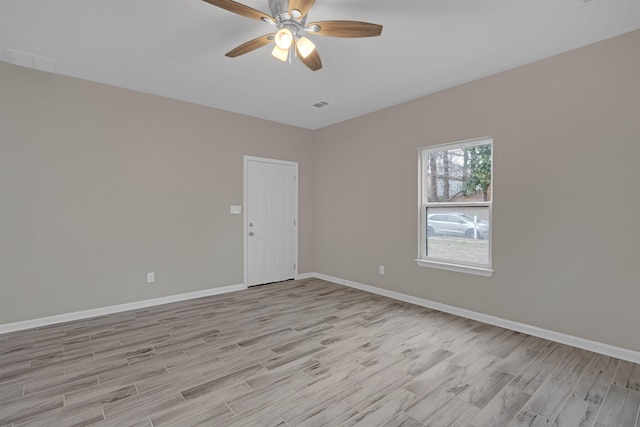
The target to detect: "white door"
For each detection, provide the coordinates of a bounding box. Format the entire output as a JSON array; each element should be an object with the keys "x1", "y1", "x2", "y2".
[{"x1": 245, "y1": 157, "x2": 297, "y2": 287}]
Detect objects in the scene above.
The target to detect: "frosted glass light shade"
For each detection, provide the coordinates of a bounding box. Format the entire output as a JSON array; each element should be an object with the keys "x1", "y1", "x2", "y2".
[
  {"x1": 296, "y1": 37, "x2": 315, "y2": 58},
  {"x1": 274, "y1": 28, "x2": 293, "y2": 49},
  {"x1": 271, "y1": 45, "x2": 288, "y2": 62}
]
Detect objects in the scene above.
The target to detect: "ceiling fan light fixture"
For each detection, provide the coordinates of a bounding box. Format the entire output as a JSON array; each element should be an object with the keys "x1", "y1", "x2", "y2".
[
  {"x1": 296, "y1": 36, "x2": 315, "y2": 58},
  {"x1": 271, "y1": 45, "x2": 288, "y2": 61},
  {"x1": 274, "y1": 28, "x2": 293, "y2": 49},
  {"x1": 202, "y1": 0, "x2": 383, "y2": 72}
]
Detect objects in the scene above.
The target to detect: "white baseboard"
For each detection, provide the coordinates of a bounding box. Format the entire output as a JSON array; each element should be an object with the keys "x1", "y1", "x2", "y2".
[
  {"x1": 308, "y1": 272, "x2": 640, "y2": 364},
  {"x1": 295, "y1": 272, "x2": 316, "y2": 280},
  {"x1": 0, "y1": 283, "x2": 247, "y2": 334}
]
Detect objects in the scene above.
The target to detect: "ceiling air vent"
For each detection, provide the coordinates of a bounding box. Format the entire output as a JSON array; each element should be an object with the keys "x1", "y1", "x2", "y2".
[{"x1": 312, "y1": 101, "x2": 330, "y2": 108}]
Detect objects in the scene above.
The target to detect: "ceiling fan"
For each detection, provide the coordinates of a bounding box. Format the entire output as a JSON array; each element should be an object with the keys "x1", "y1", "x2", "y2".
[{"x1": 202, "y1": 0, "x2": 383, "y2": 71}]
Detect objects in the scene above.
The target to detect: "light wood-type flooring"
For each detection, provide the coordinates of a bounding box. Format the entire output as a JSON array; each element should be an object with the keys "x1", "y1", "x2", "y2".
[{"x1": 1, "y1": 278, "x2": 639, "y2": 426}]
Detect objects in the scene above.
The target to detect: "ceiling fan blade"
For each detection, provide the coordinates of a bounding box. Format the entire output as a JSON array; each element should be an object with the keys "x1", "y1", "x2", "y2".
[
  {"x1": 226, "y1": 34, "x2": 275, "y2": 57},
  {"x1": 297, "y1": 46, "x2": 322, "y2": 71},
  {"x1": 202, "y1": 0, "x2": 273, "y2": 22},
  {"x1": 307, "y1": 20, "x2": 382, "y2": 38},
  {"x1": 289, "y1": 0, "x2": 315, "y2": 17}
]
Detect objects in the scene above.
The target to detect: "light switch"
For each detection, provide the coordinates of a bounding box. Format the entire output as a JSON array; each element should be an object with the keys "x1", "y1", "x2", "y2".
[{"x1": 230, "y1": 205, "x2": 242, "y2": 215}]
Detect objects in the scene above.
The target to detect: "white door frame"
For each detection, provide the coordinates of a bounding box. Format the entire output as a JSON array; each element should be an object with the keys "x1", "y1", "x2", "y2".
[{"x1": 243, "y1": 156, "x2": 299, "y2": 287}]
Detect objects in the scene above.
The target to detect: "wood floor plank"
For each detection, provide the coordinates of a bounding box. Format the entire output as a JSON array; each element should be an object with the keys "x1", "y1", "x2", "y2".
[
  {"x1": 23, "y1": 374, "x2": 99, "y2": 398},
  {"x1": 270, "y1": 332, "x2": 327, "y2": 354},
  {"x1": 297, "y1": 400, "x2": 359, "y2": 427},
  {"x1": 245, "y1": 355, "x2": 319, "y2": 389},
  {"x1": 397, "y1": 348, "x2": 453, "y2": 378},
  {"x1": 215, "y1": 347, "x2": 278, "y2": 372},
  {"x1": 494, "y1": 345, "x2": 540, "y2": 376},
  {"x1": 60, "y1": 361, "x2": 127, "y2": 387},
  {"x1": 511, "y1": 342, "x2": 572, "y2": 395},
  {"x1": 422, "y1": 395, "x2": 477, "y2": 426},
  {"x1": 404, "y1": 377, "x2": 468, "y2": 422},
  {"x1": 226, "y1": 372, "x2": 308, "y2": 416},
  {"x1": 552, "y1": 348, "x2": 595, "y2": 384},
  {"x1": 572, "y1": 358, "x2": 616, "y2": 407},
  {"x1": 0, "y1": 383, "x2": 23, "y2": 402},
  {"x1": 0, "y1": 279, "x2": 637, "y2": 427},
  {"x1": 342, "y1": 387, "x2": 415, "y2": 427},
  {"x1": 295, "y1": 364, "x2": 363, "y2": 400},
  {"x1": 102, "y1": 390, "x2": 184, "y2": 420},
  {"x1": 162, "y1": 349, "x2": 224, "y2": 374},
  {"x1": 487, "y1": 331, "x2": 528, "y2": 359},
  {"x1": 226, "y1": 411, "x2": 289, "y2": 427},
  {"x1": 595, "y1": 385, "x2": 640, "y2": 426},
  {"x1": 135, "y1": 369, "x2": 204, "y2": 395},
  {"x1": 281, "y1": 383, "x2": 361, "y2": 425},
  {"x1": 458, "y1": 368, "x2": 515, "y2": 409},
  {"x1": 520, "y1": 377, "x2": 575, "y2": 425},
  {"x1": 403, "y1": 359, "x2": 463, "y2": 397},
  {"x1": 545, "y1": 353, "x2": 619, "y2": 427},
  {"x1": 13, "y1": 406, "x2": 104, "y2": 427},
  {"x1": 380, "y1": 412, "x2": 423, "y2": 427},
  {"x1": 453, "y1": 351, "x2": 502, "y2": 384},
  {"x1": 149, "y1": 400, "x2": 233, "y2": 426},
  {"x1": 91, "y1": 413, "x2": 152, "y2": 427},
  {"x1": 66, "y1": 383, "x2": 138, "y2": 408},
  {"x1": 0, "y1": 346, "x2": 64, "y2": 370},
  {"x1": 614, "y1": 360, "x2": 640, "y2": 392},
  {"x1": 550, "y1": 396, "x2": 597, "y2": 427},
  {"x1": 469, "y1": 385, "x2": 531, "y2": 427},
  {"x1": 97, "y1": 363, "x2": 168, "y2": 387},
  {"x1": 180, "y1": 380, "x2": 254, "y2": 408},
  {"x1": 182, "y1": 363, "x2": 261, "y2": 397},
  {"x1": 0, "y1": 394, "x2": 63, "y2": 425},
  {"x1": 347, "y1": 372, "x2": 413, "y2": 412},
  {"x1": 261, "y1": 344, "x2": 325, "y2": 370}
]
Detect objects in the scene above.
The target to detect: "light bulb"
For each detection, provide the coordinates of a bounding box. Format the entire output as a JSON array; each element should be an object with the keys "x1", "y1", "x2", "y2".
[
  {"x1": 275, "y1": 28, "x2": 293, "y2": 49},
  {"x1": 271, "y1": 45, "x2": 288, "y2": 62},
  {"x1": 296, "y1": 37, "x2": 315, "y2": 58}
]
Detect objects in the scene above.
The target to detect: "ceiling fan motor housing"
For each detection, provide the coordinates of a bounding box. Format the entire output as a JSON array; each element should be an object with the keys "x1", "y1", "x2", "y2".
[
  {"x1": 268, "y1": 0, "x2": 293, "y2": 21},
  {"x1": 268, "y1": 0, "x2": 311, "y2": 46}
]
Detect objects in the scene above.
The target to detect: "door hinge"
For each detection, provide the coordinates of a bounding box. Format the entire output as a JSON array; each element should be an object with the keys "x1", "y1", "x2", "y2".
[
  {"x1": 294, "y1": 175, "x2": 297, "y2": 182},
  {"x1": 293, "y1": 218, "x2": 296, "y2": 226},
  {"x1": 294, "y1": 263, "x2": 296, "y2": 270}
]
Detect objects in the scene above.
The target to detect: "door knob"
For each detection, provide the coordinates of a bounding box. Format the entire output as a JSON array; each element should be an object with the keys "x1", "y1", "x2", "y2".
[{"x1": 249, "y1": 232, "x2": 254, "y2": 236}]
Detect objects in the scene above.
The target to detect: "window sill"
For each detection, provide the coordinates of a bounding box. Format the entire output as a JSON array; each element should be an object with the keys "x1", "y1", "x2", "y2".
[{"x1": 415, "y1": 259, "x2": 494, "y2": 277}]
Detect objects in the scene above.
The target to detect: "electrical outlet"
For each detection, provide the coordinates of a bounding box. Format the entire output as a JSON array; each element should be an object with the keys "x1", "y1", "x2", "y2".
[
  {"x1": 147, "y1": 272, "x2": 155, "y2": 284},
  {"x1": 379, "y1": 265, "x2": 385, "y2": 275}
]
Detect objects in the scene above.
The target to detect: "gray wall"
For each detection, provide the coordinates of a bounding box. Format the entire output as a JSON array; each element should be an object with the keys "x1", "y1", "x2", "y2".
[
  {"x1": 1, "y1": 30, "x2": 639, "y2": 353},
  {"x1": 0, "y1": 63, "x2": 314, "y2": 323},
  {"x1": 313, "y1": 30, "x2": 640, "y2": 352}
]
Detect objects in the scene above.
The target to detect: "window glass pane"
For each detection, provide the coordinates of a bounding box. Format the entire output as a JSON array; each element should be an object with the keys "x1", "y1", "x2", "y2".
[
  {"x1": 424, "y1": 143, "x2": 492, "y2": 203},
  {"x1": 426, "y1": 206, "x2": 490, "y2": 265}
]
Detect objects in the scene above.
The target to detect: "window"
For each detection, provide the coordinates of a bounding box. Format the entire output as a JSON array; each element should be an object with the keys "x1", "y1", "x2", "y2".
[{"x1": 417, "y1": 137, "x2": 493, "y2": 276}]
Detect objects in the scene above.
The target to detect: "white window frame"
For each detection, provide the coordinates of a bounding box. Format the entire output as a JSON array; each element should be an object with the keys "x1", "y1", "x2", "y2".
[{"x1": 416, "y1": 137, "x2": 494, "y2": 277}]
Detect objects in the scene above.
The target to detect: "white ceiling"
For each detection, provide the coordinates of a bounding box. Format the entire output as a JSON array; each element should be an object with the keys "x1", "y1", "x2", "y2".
[{"x1": 2, "y1": 0, "x2": 640, "y2": 130}]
